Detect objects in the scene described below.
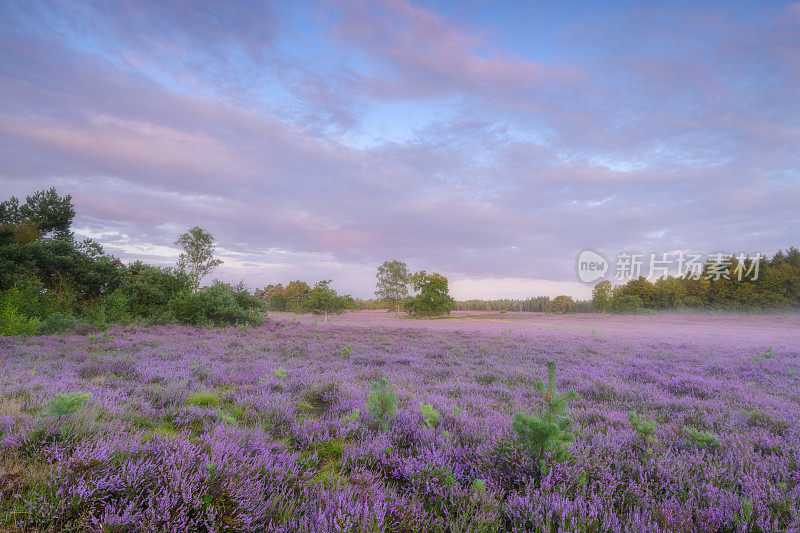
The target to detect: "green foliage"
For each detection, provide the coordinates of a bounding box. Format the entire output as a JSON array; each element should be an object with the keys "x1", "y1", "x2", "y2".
[
  {"x1": 684, "y1": 426, "x2": 720, "y2": 450},
  {"x1": 282, "y1": 280, "x2": 311, "y2": 312},
  {"x1": 419, "y1": 402, "x2": 440, "y2": 428},
  {"x1": 548, "y1": 295, "x2": 575, "y2": 314},
  {"x1": 298, "y1": 280, "x2": 349, "y2": 321},
  {"x1": 337, "y1": 345, "x2": 354, "y2": 359},
  {"x1": 366, "y1": 377, "x2": 398, "y2": 429},
  {"x1": 751, "y1": 347, "x2": 776, "y2": 361},
  {"x1": 592, "y1": 280, "x2": 613, "y2": 313},
  {"x1": 186, "y1": 392, "x2": 221, "y2": 408},
  {"x1": 612, "y1": 293, "x2": 644, "y2": 314},
  {"x1": 375, "y1": 260, "x2": 411, "y2": 315},
  {"x1": 274, "y1": 367, "x2": 288, "y2": 379},
  {"x1": 168, "y1": 281, "x2": 265, "y2": 327},
  {"x1": 0, "y1": 189, "x2": 124, "y2": 309},
  {"x1": 174, "y1": 226, "x2": 223, "y2": 291},
  {"x1": 629, "y1": 410, "x2": 658, "y2": 445},
  {"x1": 0, "y1": 187, "x2": 75, "y2": 237},
  {"x1": 0, "y1": 304, "x2": 40, "y2": 336},
  {"x1": 343, "y1": 408, "x2": 360, "y2": 424},
  {"x1": 39, "y1": 312, "x2": 84, "y2": 334},
  {"x1": 0, "y1": 281, "x2": 59, "y2": 320},
  {"x1": 512, "y1": 360, "x2": 577, "y2": 474},
  {"x1": 46, "y1": 392, "x2": 91, "y2": 418},
  {"x1": 404, "y1": 271, "x2": 455, "y2": 317},
  {"x1": 596, "y1": 249, "x2": 800, "y2": 313},
  {"x1": 214, "y1": 407, "x2": 237, "y2": 424},
  {"x1": 0, "y1": 189, "x2": 275, "y2": 333},
  {"x1": 103, "y1": 289, "x2": 131, "y2": 323},
  {"x1": 117, "y1": 262, "x2": 192, "y2": 318},
  {"x1": 471, "y1": 478, "x2": 487, "y2": 495}
]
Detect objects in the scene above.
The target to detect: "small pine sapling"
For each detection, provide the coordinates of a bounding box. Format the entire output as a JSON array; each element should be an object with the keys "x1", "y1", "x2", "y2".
[
  {"x1": 629, "y1": 410, "x2": 658, "y2": 449},
  {"x1": 366, "y1": 377, "x2": 398, "y2": 430},
  {"x1": 512, "y1": 360, "x2": 577, "y2": 474}
]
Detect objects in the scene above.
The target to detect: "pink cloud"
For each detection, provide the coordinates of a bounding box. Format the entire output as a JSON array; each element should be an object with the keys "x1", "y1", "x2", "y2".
[{"x1": 328, "y1": 0, "x2": 579, "y2": 99}]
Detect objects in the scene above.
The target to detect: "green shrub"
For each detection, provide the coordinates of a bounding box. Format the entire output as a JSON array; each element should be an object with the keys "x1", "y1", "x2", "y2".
[
  {"x1": 39, "y1": 312, "x2": 84, "y2": 334},
  {"x1": 419, "y1": 402, "x2": 440, "y2": 428},
  {"x1": 684, "y1": 426, "x2": 720, "y2": 450},
  {"x1": 366, "y1": 377, "x2": 398, "y2": 429},
  {"x1": 214, "y1": 407, "x2": 237, "y2": 424},
  {"x1": 612, "y1": 294, "x2": 644, "y2": 314},
  {"x1": 46, "y1": 392, "x2": 91, "y2": 418},
  {"x1": 338, "y1": 345, "x2": 354, "y2": 359},
  {"x1": 117, "y1": 262, "x2": 192, "y2": 317},
  {"x1": 629, "y1": 410, "x2": 658, "y2": 446},
  {"x1": 103, "y1": 289, "x2": 131, "y2": 323},
  {"x1": 167, "y1": 281, "x2": 265, "y2": 327},
  {"x1": 0, "y1": 304, "x2": 40, "y2": 336},
  {"x1": 0, "y1": 282, "x2": 60, "y2": 320},
  {"x1": 512, "y1": 360, "x2": 576, "y2": 474},
  {"x1": 343, "y1": 408, "x2": 360, "y2": 424}
]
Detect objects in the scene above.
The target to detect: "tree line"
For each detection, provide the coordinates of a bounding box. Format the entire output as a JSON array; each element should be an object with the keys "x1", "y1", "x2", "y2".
[
  {"x1": 0, "y1": 188, "x2": 266, "y2": 334},
  {"x1": 3, "y1": 189, "x2": 797, "y2": 337},
  {"x1": 255, "y1": 260, "x2": 458, "y2": 318},
  {"x1": 591, "y1": 250, "x2": 800, "y2": 313}
]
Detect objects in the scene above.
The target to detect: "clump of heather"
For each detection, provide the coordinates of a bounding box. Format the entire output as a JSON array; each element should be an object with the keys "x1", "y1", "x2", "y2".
[{"x1": 0, "y1": 315, "x2": 798, "y2": 532}]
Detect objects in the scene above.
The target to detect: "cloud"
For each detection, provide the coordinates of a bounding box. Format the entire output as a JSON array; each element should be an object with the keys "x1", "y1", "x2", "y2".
[
  {"x1": 1, "y1": 0, "x2": 798, "y2": 298},
  {"x1": 326, "y1": 0, "x2": 579, "y2": 99}
]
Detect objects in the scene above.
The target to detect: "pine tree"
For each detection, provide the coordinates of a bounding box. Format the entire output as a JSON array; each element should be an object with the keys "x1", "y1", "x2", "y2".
[{"x1": 512, "y1": 360, "x2": 577, "y2": 473}]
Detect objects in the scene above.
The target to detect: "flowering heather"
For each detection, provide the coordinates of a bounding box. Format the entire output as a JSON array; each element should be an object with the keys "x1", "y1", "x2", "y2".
[{"x1": 0, "y1": 313, "x2": 799, "y2": 532}]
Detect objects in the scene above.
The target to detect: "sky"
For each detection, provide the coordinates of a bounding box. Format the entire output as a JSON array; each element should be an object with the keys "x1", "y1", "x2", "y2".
[{"x1": 1, "y1": 0, "x2": 799, "y2": 300}]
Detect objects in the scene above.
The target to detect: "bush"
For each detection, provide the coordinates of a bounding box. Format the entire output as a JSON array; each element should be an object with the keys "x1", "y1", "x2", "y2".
[
  {"x1": 0, "y1": 304, "x2": 40, "y2": 336},
  {"x1": 0, "y1": 281, "x2": 60, "y2": 320},
  {"x1": 512, "y1": 360, "x2": 577, "y2": 475},
  {"x1": 167, "y1": 281, "x2": 265, "y2": 327},
  {"x1": 366, "y1": 377, "x2": 398, "y2": 429},
  {"x1": 117, "y1": 262, "x2": 192, "y2": 317},
  {"x1": 629, "y1": 410, "x2": 658, "y2": 446},
  {"x1": 103, "y1": 289, "x2": 131, "y2": 323},
  {"x1": 684, "y1": 427, "x2": 720, "y2": 450},
  {"x1": 419, "y1": 402, "x2": 440, "y2": 428},
  {"x1": 46, "y1": 392, "x2": 91, "y2": 418},
  {"x1": 39, "y1": 312, "x2": 85, "y2": 334}
]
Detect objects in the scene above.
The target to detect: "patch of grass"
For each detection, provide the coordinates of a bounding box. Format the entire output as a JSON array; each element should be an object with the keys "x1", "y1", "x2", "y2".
[
  {"x1": 745, "y1": 409, "x2": 789, "y2": 435},
  {"x1": 185, "y1": 392, "x2": 221, "y2": 408}
]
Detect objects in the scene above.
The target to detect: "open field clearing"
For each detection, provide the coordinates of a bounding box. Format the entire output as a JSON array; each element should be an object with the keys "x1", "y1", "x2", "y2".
[{"x1": 1, "y1": 314, "x2": 799, "y2": 532}]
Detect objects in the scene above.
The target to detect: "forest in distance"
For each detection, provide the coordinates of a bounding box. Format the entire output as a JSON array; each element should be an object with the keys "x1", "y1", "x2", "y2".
[{"x1": 2, "y1": 188, "x2": 800, "y2": 337}]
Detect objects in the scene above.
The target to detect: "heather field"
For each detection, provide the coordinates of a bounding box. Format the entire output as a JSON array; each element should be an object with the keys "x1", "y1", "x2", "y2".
[{"x1": 1, "y1": 313, "x2": 799, "y2": 532}]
